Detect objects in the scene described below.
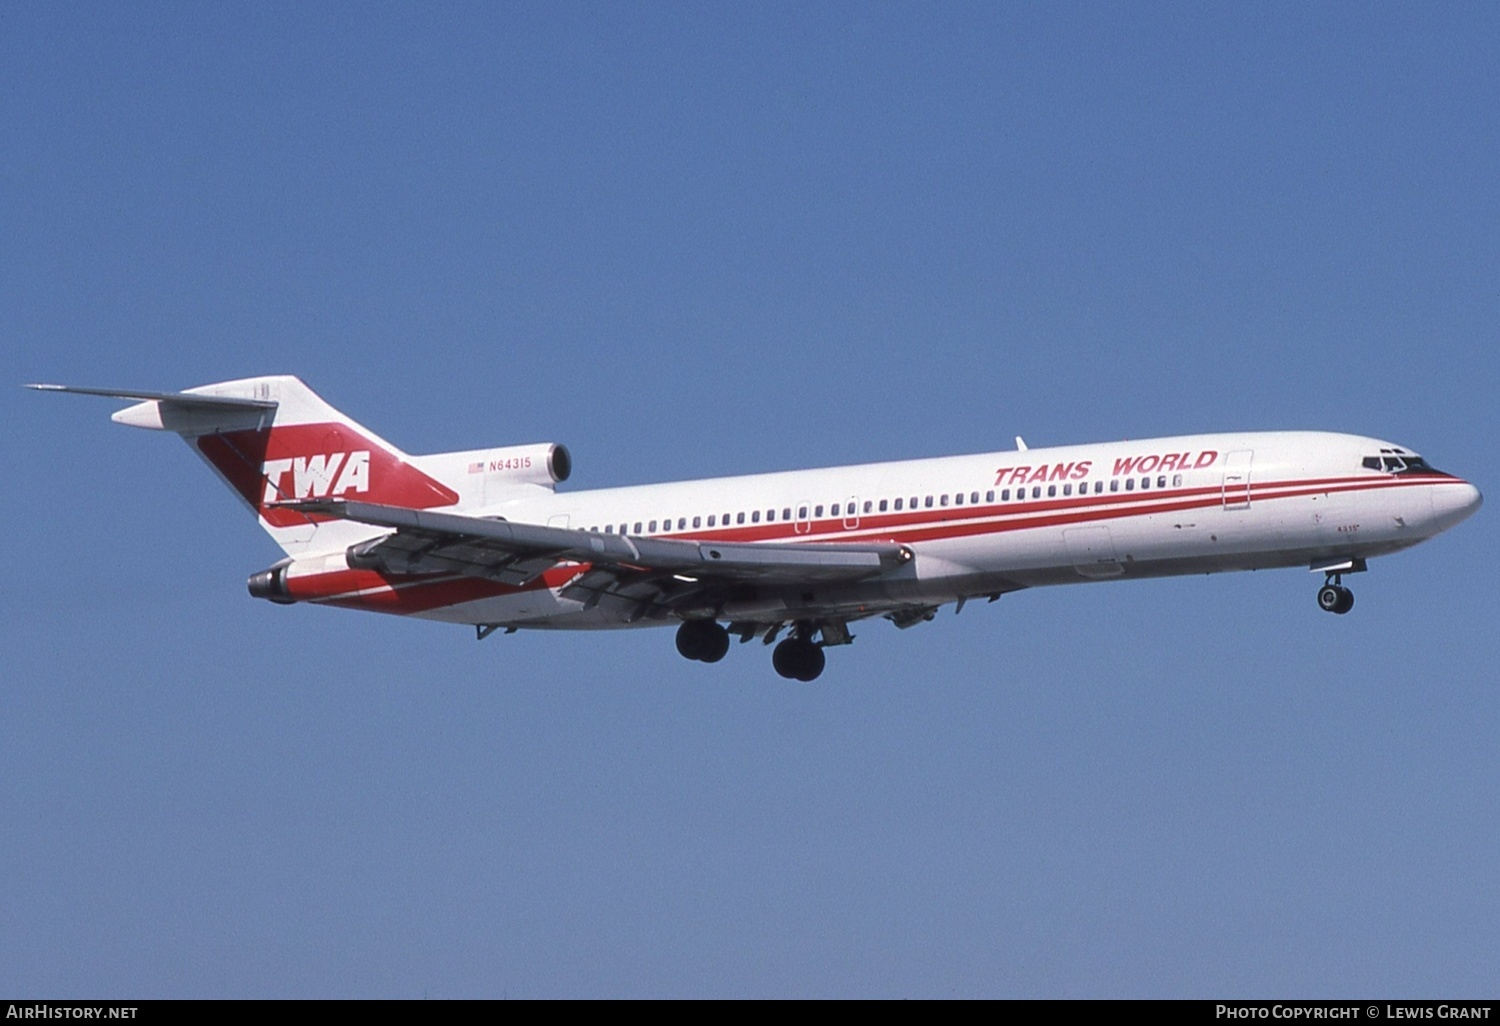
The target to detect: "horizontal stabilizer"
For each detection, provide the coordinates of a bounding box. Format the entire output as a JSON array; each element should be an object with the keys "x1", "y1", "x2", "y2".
[
  {"x1": 27, "y1": 383, "x2": 279, "y2": 434},
  {"x1": 26, "y1": 383, "x2": 277, "y2": 410}
]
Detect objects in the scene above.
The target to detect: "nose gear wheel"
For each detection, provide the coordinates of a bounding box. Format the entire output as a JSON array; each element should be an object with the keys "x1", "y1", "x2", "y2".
[{"x1": 1317, "y1": 574, "x2": 1355, "y2": 615}]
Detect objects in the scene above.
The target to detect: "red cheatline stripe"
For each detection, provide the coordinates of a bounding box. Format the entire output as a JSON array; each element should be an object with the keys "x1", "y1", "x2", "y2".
[
  {"x1": 285, "y1": 473, "x2": 1459, "y2": 614},
  {"x1": 650, "y1": 473, "x2": 1445, "y2": 546}
]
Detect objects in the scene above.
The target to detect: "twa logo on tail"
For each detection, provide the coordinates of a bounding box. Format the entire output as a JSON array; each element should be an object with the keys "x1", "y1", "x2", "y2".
[
  {"x1": 262, "y1": 451, "x2": 371, "y2": 502},
  {"x1": 189, "y1": 422, "x2": 458, "y2": 530}
]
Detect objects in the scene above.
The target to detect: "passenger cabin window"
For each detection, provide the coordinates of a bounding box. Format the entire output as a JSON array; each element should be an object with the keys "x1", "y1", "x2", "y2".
[
  {"x1": 1125, "y1": 479, "x2": 1135, "y2": 491},
  {"x1": 692, "y1": 516, "x2": 701, "y2": 528},
  {"x1": 940, "y1": 494, "x2": 949, "y2": 507},
  {"x1": 985, "y1": 490, "x2": 994, "y2": 502},
  {"x1": 894, "y1": 498, "x2": 903, "y2": 511},
  {"x1": 783, "y1": 508, "x2": 791, "y2": 520},
  {"x1": 634, "y1": 522, "x2": 643, "y2": 534},
  {"x1": 1109, "y1": 480, "x2": 1119, "y2": 493},
  {"x1": 863, "y1": 500, "x2": 872, "y2": 514},
  {"x1": 924, "y1": 496, "x2": 934, "y2": 508},
  {"x1": 737, "y1": 512, "x2": 746, "y2": 525},
  {"x1": 1032, "y1": 486, "x2": 1041, "y2": 499},
  {"x1": 1001, "y1": 489, "x2": 1010, "y2": 501},
  {"x1": 707, "y1": 515, "x2": 715, "y2": 527},
  {"x1": 1048, "y1": 485, "x2": 1056, "y2": 497},
  {"x1": 752, "y1": 511, "x2": 761, "y2": 523},
  {"x1": 879, "y1": 499, "x2": 888, "y2": 512}
]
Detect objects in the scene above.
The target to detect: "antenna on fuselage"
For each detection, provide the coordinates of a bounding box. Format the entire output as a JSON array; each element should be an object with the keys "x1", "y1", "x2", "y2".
[{"x1": 1015, "y1": 436, "x2": 1028, "y2": 451}]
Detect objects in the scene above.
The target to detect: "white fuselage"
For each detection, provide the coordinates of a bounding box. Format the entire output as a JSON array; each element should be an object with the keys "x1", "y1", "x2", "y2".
[{"x1": 286, "y1": 430, "x2": 1477, "y2": 629}]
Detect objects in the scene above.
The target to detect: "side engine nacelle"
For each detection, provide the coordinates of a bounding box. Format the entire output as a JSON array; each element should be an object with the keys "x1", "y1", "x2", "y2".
[
  {"x1": 247, "y1": 563, "x2": 295, "y2": 604},
  {"x1": 467, "y1": 442, "x2": 572, "y2": 489},
  {"x1": 412, "y1": 442, "x2": 572, "y2": 505}
]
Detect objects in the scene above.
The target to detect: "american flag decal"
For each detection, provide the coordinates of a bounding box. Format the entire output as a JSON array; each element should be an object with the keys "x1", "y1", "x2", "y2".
[{"x1": 468, "y1": 461, "x2": 485, "y2": 474}]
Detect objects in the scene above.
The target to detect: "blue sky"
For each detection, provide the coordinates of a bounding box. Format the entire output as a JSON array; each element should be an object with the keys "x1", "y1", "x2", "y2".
[{"x1": 3, "y1": 2, "x2": 1497, "y2": 997}]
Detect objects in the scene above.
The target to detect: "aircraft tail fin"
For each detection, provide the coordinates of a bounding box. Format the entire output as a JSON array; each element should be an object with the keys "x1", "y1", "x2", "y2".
[{"x1": 29, "y1": 376, "x2": 460, "y2": 556}]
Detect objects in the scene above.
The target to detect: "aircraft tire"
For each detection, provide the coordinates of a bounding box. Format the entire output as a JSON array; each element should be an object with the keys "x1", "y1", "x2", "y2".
[
  {"x1": 677, "y1": 620, "x2": 728, "y2": 662},
  {"x1": 1317, "y1": 585, "x2": 1342, "y2": 613},
  {"x1": 796, "y1": 643, "x2": 826, "y2": 682},
  {"x1": 1334, "y1": 586, "x2": 1354, "y2": 615},
  {"x1": 772, "y1": 638, "x2": 825, "y2": 681},
  {"x1": 699, "y1": 622, "x2": 730, "y2": 663},
  {"x1": 676, "y1": 622, "x2": 702, "y2": 660},
  {"x1": 772, "y1": 638, "x2": 802, "y2": 679}
]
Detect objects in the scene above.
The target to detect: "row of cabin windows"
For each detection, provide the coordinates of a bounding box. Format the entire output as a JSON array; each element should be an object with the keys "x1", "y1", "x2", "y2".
[
  {"x1": 993, "y1": 473, "x2": 1183, "y2": 502},
  {"x1": 586, "y1": 474, "x2": 1186, "y2": 536}
]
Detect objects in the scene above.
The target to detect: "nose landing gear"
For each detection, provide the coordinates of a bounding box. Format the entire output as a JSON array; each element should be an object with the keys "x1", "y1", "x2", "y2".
[{"x1": 1317, "y1": 575, "x2": 1355, "y2": 615}]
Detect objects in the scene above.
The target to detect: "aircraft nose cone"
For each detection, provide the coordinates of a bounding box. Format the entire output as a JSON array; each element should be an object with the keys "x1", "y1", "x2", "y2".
[{"x1": 1430, "y1": 480, "x2": 1482, "y2": 531}]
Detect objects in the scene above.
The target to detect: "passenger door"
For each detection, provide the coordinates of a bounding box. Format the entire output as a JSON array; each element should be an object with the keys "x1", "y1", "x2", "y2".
[{"x1": 1222, "y1": 450, "x2": 1253, "y2": 510}]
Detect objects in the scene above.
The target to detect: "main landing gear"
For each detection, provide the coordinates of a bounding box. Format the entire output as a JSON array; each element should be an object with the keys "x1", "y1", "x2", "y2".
[
  {"x1": 771, "y1": 635, "x2": 825, "y2": 682},
  {"x1": 674, "y1": 619, "x2": 829, "y2": 680},
  {"x1": 675, "y1": 619, "x2": 730, "y2": 663},
  {"x1": 1317, "y1": 575, "x2": 1355, "y2": 615}
]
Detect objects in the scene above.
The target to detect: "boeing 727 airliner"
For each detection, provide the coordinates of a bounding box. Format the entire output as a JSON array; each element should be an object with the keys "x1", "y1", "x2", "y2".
[{"x1": 31, "y1": 376, "x2": 1481, "y2": 680}]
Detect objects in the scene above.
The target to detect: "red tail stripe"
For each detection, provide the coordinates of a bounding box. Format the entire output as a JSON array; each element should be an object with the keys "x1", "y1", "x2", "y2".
[{"x1": 197, "y1": 421, "x2": 458, "y2": 528}]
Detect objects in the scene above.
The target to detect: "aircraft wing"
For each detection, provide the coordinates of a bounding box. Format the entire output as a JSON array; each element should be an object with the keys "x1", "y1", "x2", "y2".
[{"x1": 280, "y1": 499, "x2": 912, "y2": 608}]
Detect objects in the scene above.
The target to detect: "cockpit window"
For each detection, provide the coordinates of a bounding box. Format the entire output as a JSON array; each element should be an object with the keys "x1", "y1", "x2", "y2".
[{"x1": 1362, "y1": 454, "x2": 1441, "y2": 475}]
